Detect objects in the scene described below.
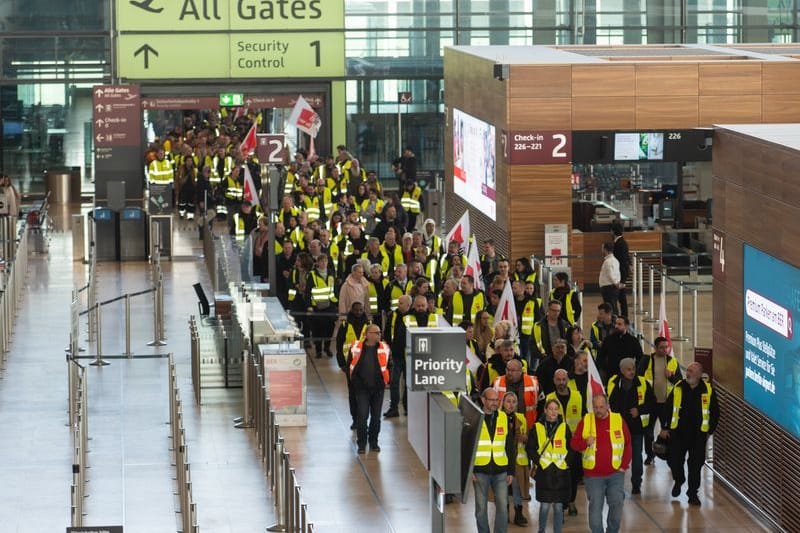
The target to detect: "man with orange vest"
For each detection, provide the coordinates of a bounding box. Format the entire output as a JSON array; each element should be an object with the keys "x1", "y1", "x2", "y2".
[
  {"x1": 571, "y1": 394, "x2": 632, "y2": 533},
  {"x1": 348, "y1": 324, "x2": 391, "y2": 454},
  {"x1": 493, "y1": 359, "x2": 541, "y2": 429},
  {"x1": 336, "y1": 301, "x2": 369, "y2": 431}
]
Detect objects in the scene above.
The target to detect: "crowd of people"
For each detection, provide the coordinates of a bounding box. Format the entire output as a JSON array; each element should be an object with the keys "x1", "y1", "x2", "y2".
[{"x1": 145, "y1": 114, "x2": 720, "y2": 532}]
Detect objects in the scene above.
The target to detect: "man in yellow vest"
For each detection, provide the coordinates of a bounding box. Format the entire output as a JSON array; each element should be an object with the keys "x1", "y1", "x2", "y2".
[
  {"x1": 399, "y1": 179, "x2": 423, "y2": 231},
  {"x1": 336, "y1": 301, "x2": 369, "y2": 430},
  {"x1": 660, "y1": 362, "x2": 719, "y2": 507},
  {"x1": 637, "y1": 336, "x2": 682, "y2": 464},
  {"x1": 451, "y1": 274, "x2": 485, "y2": 325},
  {"x1": 305, "y1": 254, "x2": 337, "y2": 358},
  {"x1": 383, "y1": 295, "x2": 412, "y2": 418},
  {"x1": 546, "y1": 368, "x2": 585, "y2": 515},
  {"x1": 348, "y1": 324, "x2": 391, "y2": 454},
  {"x1": 472, "y1": 387, "x2": 515, "y2": 533},
  {"x1": 571, "y1": 394, "x2": 632, "y2": 533},
  {"x1": 608, "y1": 358, "x2": 655, "y2": 495}
]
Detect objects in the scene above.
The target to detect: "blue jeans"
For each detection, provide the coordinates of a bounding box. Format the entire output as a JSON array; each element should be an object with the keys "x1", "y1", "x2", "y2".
[
  {"x1": 473, "y1": 472, "x2": 509, "y2": 533},
  {"x1": 511, "y1": 472, "x2": 522, "y2": 506},
  {"x1": 631, "y1": 433, "x2": 644, "y2": 489},
  {"x1": 537, "y1": 502, "x2": 563, "y2": 533},
  {"x1": 584, "y1": 471, "x2": 625, "y2": 533}
]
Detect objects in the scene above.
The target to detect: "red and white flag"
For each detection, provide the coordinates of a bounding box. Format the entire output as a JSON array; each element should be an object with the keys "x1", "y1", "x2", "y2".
[
  {"x1": 465, "y1": 236, "x2": 484, "y2": 291},
  {"x1": 234, "y1": 106, "x2": 247, "y2": 121},
  {"x1": 658, "y1": 296, "x2": 674, "y2": 356},
  {"x1": 242, "y1": 164, "x2": 259, "y2": 206},
  {"x1": 495, "y1": 280, "x2": 517, "y2": 328},
  {"x1": 586, "y1": 352, "x2": 606, "y2": 414},
  {"x1": 288, "y1": 95, "x2": 322, "y2": 138},
  {"x1": 445, "y1": 210, "x2": 471, "y2": 254},
  {"x1": 240, "y1": 122, "x2": 257, "y2": 158},
  {"x1": 466, "y1": 344, "x2": 483, "y2": 375}
]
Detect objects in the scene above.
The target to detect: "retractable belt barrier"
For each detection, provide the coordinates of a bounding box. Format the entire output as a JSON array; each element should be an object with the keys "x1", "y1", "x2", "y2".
[
  {"x1": 68, "y1": 358, "x2": 88, "y2": 527},
  {"x1": 168, "y1": 353, "x2": 199, "y2": 533},
  {"x1": 0, "y1": 215, "x2": 29, "y2": 359}
]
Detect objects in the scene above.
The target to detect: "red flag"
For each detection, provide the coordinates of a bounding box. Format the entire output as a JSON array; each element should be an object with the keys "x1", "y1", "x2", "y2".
[
  {"x1": 465, "y1": 236, "x2": 484, "y2": 291},
  {"x1": 288, "y1": 95, "x2": 322, "y2": 138},
  {"x1": 445, "y1": 210, "x2": 470, "y2": 254},
  {"x1": 586, "y1": 351, "x2": 606, "y2": 414},
  {"x1": 240, "y1": 122, "x2": 257, "y2": 158},
  {"x1": 496, "y1": 280, "x2": 518, "y2": 328},
  {"x1": 242, "y1": 164, "x2": 259, "y2": 206},
  {"x1": 658, "y1": 296, "x2": 674, "y2": 356}
]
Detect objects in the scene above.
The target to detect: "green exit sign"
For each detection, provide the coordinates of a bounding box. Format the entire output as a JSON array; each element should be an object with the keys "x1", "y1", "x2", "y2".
[{"x1": 219, "y1": 93, "x2": 244, "y2": 106}]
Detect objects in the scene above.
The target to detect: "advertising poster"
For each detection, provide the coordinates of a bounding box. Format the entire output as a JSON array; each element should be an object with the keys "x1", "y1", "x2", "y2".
[
  {"x1": 452, "y1": 108, "x2": 496, "y2": 220},
  {"x1": 743, "y1": 244, "x2": 800, "y2": 437}
]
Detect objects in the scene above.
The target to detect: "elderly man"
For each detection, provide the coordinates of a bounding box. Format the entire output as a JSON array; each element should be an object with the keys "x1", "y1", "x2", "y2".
[
  {"x1": 349, "y1": 324, "x2": 391, "y2": 454},
  {"x1": 571, "y1": 394, "x2": 632, "y2": 533},
  {"x1": 660, "y1": 362, "x2": 719, "y2": 506},
  {"x1": 608, "y1": 358, "x2": 655, "y2": 495},
  {"x1": 472, "y1": 387, "x2": 515, "y2": 533}
]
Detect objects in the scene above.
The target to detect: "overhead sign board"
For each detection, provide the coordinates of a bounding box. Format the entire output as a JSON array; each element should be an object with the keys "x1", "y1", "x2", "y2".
[
  {"x1": 116, "y1": 0, "x2": 345, "y2": 79},
  {"x1": 504, "y1": 130, "x2": 572, "y2": 165},
  {"x1": 117, "y1": 0, "x2": 344, "y2": 32},
  {"x1": 117, "y1": 33, "x2": 344, "y2": 79},
  {"x1": 406, "y1": 327, "x2": 466, "y2": 391}
]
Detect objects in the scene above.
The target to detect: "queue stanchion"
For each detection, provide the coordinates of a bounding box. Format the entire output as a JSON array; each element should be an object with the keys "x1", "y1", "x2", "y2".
[
  {"x1": 673, "y1": 280, "x2": 689, "y2": 342},
  {"x1": 124, "y1": 293, "x2": 133, "y2": 357},
  {"x1": 638, "y1": 256, "x2": 645, "y2": 316},
  {"x1": 235, "y1": 349, "x2": 252, "y2": 429},
  {"x1": 643, "y1": 265, "x2": 658, "y2": 323},
  {"x1": 90, "y1": 304, "x2": 109, "y2": 366},
  {"x1": 148, "y1": 284, "x2": 166, "y2": 347},
  {"x1": 692, "y1": 288, "x2": 698, "y2": 349},
  {"x1": 267, "y1": 437, "x2": 287, "y2": 532}
]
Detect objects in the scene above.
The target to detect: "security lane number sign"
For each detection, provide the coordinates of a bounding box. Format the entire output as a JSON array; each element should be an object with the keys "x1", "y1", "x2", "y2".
[{"x1": 116, "y1": 0, "x2": 345, "y2": 79}]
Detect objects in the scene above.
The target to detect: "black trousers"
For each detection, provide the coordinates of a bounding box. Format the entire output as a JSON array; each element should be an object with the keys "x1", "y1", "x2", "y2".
[
  {"x1": 644, "y1": 402, "x2": 666, "y2": 458},
  {"x1": 389, "y1": 356, "x2": 407, "y2": 411},
  {"x1": 618, "y1": 286, "x2": 629, "y2": 318},
  {"x1": 310, "y1": 311, "x2": 334, "y2": 355},
  {"x1": 344, "y1": 371, "x2": 357, "y2": 424},
  {"x1": 600, "y1": 284, "x2": 620, "y2": 316},
  {"x1": 668, "y1": 432, "x2": 708, "y2": 496},
  {"x1": 355, "y1": 387, "x2": 385, "y2": 447}
]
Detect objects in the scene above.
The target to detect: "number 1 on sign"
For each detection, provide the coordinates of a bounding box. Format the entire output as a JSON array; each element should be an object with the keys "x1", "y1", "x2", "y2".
[{"x1": 310, "y1": 41, "x2": 320, "y2": 67}]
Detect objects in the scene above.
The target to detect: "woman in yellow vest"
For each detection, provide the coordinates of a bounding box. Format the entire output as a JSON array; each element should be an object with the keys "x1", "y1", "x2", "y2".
[
  {"x1": 526, "y1": 398, "x2": 572, "y2": 533},
  {"x1": 501, "y1": 392, "x2": 529, "y2": 527}
]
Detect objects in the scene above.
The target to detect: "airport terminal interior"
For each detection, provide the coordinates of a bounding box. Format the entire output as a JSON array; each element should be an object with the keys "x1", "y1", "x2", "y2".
[{"x1": 2, "y1": 1, "x2": 800, "y2": 532}]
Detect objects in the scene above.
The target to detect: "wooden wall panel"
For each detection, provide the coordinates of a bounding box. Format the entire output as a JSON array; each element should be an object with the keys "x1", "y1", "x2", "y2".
[
  {"x1": 571, "y1": 65, "x2": 636, "y2": 96},
  {"x1": 507, "y1": 98, "x2": 572, "y2": 130},
  {"x1": 699, "y1": 63, "x2": 762, "y2": 95},
  {"x1": 572, "y1": 97, "x2": 635, "y2": 130},
  {"x1": 571, "y1": 231, "x2": 662, "y2": 288},
  {"x1": 762, "y1": 62, "x2": 800, "y2": 94},
  {"x1": 509, "y1": 65, "x2": 572, "y2": 99},
  {"x1": 635, "y1": 63, "x2": 699, "y2": 96},
  {"x1": 698, "y1": 95, "x2": 761, "y2": 126},
  {"x1": 762, "y1": 94, "x2": 800, "y2": 123},
  {"x1": 635, "y1": 96, "x2": 699, "y2": 129}
]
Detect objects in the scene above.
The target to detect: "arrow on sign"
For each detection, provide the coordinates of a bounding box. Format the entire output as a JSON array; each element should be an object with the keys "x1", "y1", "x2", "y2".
[
  {"x1": 95, "y1": 104, "x2": 104, "y2": 113},
  {"x1": 94, "y1": 88, "x2": 104, "y2": 97},
  {"x1": 134, "y1": 44, "x2": 159, "y2": 69},
  {"x1": 96, "y1": 134, "x2": 105, "y2": 143},
  {"x1": 129, "y1": 0, "x2": 164, "y2": 13},
  {"x1": 95, "y1": 119, "x2": 104, "y2": 128}
]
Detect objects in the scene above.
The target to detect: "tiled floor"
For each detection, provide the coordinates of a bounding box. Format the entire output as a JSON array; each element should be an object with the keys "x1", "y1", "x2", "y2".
[{"x1": 0, "y1": 205, "x2": 774, "y2": 532}]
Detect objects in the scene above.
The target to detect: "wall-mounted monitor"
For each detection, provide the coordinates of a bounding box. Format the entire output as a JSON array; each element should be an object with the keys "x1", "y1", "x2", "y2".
[
  {"x1": 743, "y1": 244, "x2": 800, "y2": 439},
  {"x1": 614, "y1": 132, "x2": 664, "y2": 161},
  {"x1": 452, "y1": 108, "x2": 496, "y2": 221}
]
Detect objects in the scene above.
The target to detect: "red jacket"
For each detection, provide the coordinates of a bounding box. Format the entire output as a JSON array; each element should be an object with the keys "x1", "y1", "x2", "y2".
[{"x1": 570, "y1": 413, "x2": 632, "y2": 477}]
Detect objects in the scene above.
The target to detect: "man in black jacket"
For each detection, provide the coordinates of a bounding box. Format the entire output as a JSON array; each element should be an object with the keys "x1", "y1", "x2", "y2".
[
  {"x1": 336, "y1": 302, "x2": 370, "y2": 430},
  {"x1": 611, "y1": 221, "x2": 631, "y2": 318},
  {"x1": 597, "y1": 316, "x2": 643, "y2": 384},
  {"x1": 383, "y1": 295, "x2": 412, "y2": 418}
]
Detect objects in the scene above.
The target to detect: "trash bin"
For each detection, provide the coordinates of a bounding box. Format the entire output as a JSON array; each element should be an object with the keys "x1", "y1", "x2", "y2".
[
  {"x1": 92, "y1": 207, "x2": 118, "y2": 261},
  {"x1": 45, "y1": 170, "x2": 71, "y2": 204},
  {"x1": 120, "y1": 207, "x2": 147, "y2": 261}
]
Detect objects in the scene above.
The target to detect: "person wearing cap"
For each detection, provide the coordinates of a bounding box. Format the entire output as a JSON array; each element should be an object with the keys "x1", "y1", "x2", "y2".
[{"x1": 608, "y1": 357, "x2": 655, "y2": 495}]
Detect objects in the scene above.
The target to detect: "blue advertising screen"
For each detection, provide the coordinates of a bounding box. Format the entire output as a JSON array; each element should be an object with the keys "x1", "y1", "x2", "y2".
[{"x1": 743, "y1": 245, "x2": 800, "y2": 437}]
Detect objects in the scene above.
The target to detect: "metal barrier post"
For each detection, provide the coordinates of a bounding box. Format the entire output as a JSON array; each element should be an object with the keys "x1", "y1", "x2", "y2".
[
  {"x1": 267, "y1": 438, "x2": 286, "y2": 532},
  {"x1": 643, "y1": 265, "x2": 658, "y2": 323},
  {"x1": 631, "y1": 254, "x2": 638, "y2": 321},
  {"x1": 637, "y1": 256, "x2": 645, "y2": 316},
  {"x1": 673, "y1": 281, "x2": 689, "y2": 342},
  {"x1": 124, "y1": 294, "x2": 133, "y2": 357},
  {"x1": 578, "y1": 289, "x2": 584, "y2": 332},
  {"x1": 692, "y1": 288, "x2": 698, "y2": 349},
  {"x1": 148, "y1": 283, "x2": 166, "y2": 346},
  {"x1": 235, "y1": 349, "x2": 252, "y2": 429},
  {"x1": 158, "y1": 273, "x2": 167, "y2": 343},
  {"x1": 90, "y1": 305, "x2": 109, "y2": 366}
]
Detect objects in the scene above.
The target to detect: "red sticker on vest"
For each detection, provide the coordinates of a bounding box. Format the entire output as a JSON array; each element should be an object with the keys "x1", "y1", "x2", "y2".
[
  {"x1": 637, "y1": 391, "x2": 644, "y2": 402},
  {"x1": 571, "y1": 406, "x2": 578, "y2": 414},
  {"x1": 702, "y1": 394, "x2": 709, "y2": 405},
  {"x1": 496, "y1": 427, "x2": 505, "y2": 435},
  {"x1": 614, "y1": 430, "x2": 622, "y2": 439},
  {"x1": 554, "y1": 440, "x2": 562, "y2": 448}
]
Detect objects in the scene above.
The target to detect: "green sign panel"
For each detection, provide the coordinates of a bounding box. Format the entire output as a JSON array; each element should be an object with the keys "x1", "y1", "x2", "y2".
[
  {"x1": 220, "y1": 93, "x2": 244, "y2": 106},
  {"x1": 117, "y1": 0, "x2": 344, "y2": 31},
  {"x1": 118, "y1": 33, "x2": 344, "y2": 79}
]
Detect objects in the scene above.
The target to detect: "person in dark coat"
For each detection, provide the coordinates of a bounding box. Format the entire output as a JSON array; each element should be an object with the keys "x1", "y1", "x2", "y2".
[
  {"x1": 597, "y1": 315, "x2": 643, "y2": 384},
  {"x1": 527, "y1": 398, "x2": 572, "y2": 533}
]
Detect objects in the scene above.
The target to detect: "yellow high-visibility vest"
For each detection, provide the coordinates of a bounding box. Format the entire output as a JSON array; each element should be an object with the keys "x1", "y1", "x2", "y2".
[
  {"x1": 474, "y1": 411, "x2": 509, "y2": 466},
  {"x1": 534, "y1": 421, "x2": 569, "y2": 470},
  {"x1": 546, "y1": 390, "x2": 583, "y2": 433},
  {"x1": 581, "y1": 412, "x2": 625, "y2": 470},
  {"x1": 670, "y1": 381, "x2": 712, "y2": 433},
  {"x1": 607, "y1": 375, "x2": 651, "y2": 428}
]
